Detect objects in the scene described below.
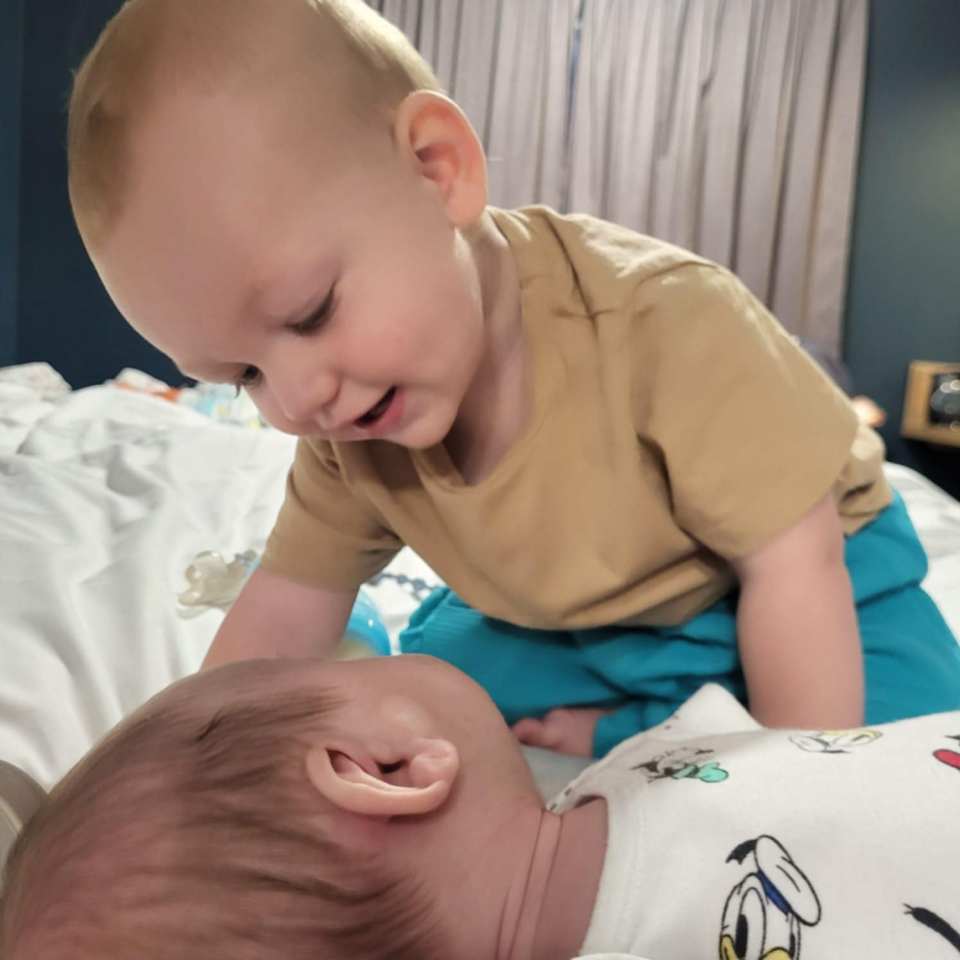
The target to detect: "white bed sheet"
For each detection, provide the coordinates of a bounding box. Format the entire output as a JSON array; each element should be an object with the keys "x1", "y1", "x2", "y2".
[{"x1": 0, "y1": 372, "x2": 958, "y2": 799}]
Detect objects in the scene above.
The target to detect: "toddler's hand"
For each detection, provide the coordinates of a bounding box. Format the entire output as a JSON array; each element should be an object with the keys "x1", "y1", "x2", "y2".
[{"x1": 512, "y1": 707, "x2": 612, "y2": 757}]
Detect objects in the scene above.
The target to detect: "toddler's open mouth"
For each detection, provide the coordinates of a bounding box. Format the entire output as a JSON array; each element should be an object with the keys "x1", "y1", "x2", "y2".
[{"x1": 355, "y1": 387, "x2": 397, "y2": 427}]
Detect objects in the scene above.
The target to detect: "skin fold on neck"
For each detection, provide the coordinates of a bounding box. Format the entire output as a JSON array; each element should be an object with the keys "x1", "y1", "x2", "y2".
[{"x1": 496, "y1": 798, "x2": 608, "y2": 960}]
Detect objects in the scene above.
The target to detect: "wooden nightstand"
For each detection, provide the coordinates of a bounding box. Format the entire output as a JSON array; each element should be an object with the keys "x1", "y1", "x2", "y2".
[{"x1": 901, "y1": 361, "x2": 960, "y2": 448}]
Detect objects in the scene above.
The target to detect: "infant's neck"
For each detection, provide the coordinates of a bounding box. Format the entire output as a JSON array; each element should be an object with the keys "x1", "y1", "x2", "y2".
[{"x1": 499, "y1": 797, "x2": 607, "y2": 960}]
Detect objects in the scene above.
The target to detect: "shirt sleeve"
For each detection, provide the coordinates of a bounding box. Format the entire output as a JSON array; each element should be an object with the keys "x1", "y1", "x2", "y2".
[
  {"x1": 633, "y1": 263, "x2": 862, "y2": 559},
  {"x1": 260, "y1": 438, "x2": 403, "y2": 590}
]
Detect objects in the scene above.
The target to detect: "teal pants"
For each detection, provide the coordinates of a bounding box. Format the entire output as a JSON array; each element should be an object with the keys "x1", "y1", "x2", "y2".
[{"x1": 399, "y1": 493, "x2": 960, "y2": 756}]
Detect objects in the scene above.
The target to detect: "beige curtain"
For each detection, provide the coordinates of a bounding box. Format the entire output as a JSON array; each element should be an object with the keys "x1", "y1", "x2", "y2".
[
  {"x1": 369, "y1": 0, "x2": 580, "y2": 209},
  {"x1": 370, "y1": 0, "x2": 869, "y2": 353},
  {"x1": 568, "y1": 0, "x2": 869, "y2": 352}
]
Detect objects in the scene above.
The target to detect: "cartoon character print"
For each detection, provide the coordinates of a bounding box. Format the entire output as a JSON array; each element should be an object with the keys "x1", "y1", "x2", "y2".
[
  {"x1": 905, "y1": 905, "x2": 960, "y2": 954},
  {"x1": 902, "y1": 736, "x2": 960, "y2": 951},
  {"x1": 933, "y1": 734, "x2": 960, "y2": 773},
  {"x1": 631, "y1": 745, "x2": 728, "y2": 784},
  {"x1": 719, "y1": 835, "x2": 821, "y2": 960},
  {"x1": 788, "y1": 728, "x2": 881, "y2": 754}
]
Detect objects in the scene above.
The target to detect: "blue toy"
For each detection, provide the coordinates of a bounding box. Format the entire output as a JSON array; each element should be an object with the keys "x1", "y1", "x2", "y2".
[{"x1": 344, "y1": 588, "x2": 391, "y2": 657}]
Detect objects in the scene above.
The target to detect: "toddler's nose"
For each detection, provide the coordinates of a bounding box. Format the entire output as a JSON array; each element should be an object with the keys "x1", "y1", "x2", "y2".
[{"x1": 274, "y1": 370, "x2": 339, "y2": 427}]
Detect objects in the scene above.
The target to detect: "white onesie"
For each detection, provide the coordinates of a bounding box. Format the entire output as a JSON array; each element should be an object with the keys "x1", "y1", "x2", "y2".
[{"x1": 558, "y1": 684, "x2": 960, "y2": 960}]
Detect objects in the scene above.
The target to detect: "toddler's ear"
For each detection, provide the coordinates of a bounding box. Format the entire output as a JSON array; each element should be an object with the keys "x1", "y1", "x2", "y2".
[
  {"x1": 393, "y1": 90, "x2": 487, "y2": 227},
  {"x1": 305, "y1": 738, "x2": 459, "y2": 818}
]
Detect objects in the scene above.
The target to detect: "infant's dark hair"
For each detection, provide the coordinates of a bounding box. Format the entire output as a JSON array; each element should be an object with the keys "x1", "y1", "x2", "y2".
[{"x1": 0, "y1": 664, "x2": 444, "y2": 959}]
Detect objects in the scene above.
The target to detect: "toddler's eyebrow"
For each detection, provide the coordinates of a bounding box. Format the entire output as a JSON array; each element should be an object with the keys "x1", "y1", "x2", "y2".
[{"x1": 247, "y1": 261, "x2": 335, "y2": 326}]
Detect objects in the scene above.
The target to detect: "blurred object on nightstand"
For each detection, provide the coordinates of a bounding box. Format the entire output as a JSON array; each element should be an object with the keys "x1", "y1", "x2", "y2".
[
  {"x1": 851, "y1": 395, "x2": 887, "y2": 428},
  {"x1": 901, "y1": 361, "x2": 960, "y2": 448}
]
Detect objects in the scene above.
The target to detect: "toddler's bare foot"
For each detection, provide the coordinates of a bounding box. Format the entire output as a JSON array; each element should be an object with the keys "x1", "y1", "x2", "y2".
[{"x1": 512, "y1": 707, "x2": 613, "y2": 757}]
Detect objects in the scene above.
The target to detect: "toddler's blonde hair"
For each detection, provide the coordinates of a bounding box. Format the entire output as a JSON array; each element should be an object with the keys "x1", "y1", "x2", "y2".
[{"x1": 67, "y1": 0, "x2": 442, "y2": 246}]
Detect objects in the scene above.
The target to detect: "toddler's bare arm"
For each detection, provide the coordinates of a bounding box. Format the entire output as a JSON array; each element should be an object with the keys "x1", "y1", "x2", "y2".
[
  {"x1": 201, "y1": 566, "x2": 356, "y2": 670},
  {"x1": 732, "y1": 493, "x2": 864, "y2": 728}
]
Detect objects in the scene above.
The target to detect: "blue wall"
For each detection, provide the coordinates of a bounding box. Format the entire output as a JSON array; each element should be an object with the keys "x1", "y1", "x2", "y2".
[
  {"x1": 0, "y1": 0, "x2": 24, "y2": 368},
  {"x1": 844, "y1": 0, "x2": 960, "y2": 497},
  {"x1": 13, "y1": 0, "x2": 179, "y2": 388}
]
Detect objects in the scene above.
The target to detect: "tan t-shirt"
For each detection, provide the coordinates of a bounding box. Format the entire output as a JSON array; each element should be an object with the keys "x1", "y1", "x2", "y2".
[{"x1": 261, "y1": 206, "x2": 890, "y2": 628}]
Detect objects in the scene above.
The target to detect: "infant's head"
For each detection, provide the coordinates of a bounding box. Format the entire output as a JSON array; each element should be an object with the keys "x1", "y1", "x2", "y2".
[
  {"x1": 1, "y1": 656, "x2": 542, "y2": 959},
  {"x1": 68, "y1": 0, "x2": 494, "y2": 445}
]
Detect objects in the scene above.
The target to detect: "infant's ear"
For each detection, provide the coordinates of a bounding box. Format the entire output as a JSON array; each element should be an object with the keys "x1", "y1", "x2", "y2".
[{"x1": 305, "y1": 738, "x2": 459, "y2": 818}]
